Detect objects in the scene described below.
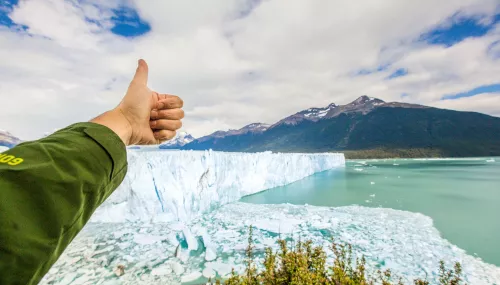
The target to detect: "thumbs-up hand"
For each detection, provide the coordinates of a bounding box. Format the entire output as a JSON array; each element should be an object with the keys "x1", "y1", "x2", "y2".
[{"x1": 91, "y1": 59, "x2": 184, "y2": 146}]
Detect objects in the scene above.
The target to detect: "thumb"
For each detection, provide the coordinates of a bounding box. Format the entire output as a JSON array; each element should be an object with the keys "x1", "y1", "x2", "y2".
[{"x1": 132, "y1": 59, "x2": 148, "y2": 85}]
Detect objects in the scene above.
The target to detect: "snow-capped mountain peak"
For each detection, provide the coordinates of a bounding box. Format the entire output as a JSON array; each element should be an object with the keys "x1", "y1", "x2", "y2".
[
  {"x1": 270, "y1": 103, "x2": 337, "y2": 128},
  {"x1": 159, "y1": 131, "x2": 195, "y2": 148},
  {"x1": 300, "y1": 103, "x2": 337, "y2": 119},
  {"x1": 0, "y1": 130, "x2": 22, "y2": 148},
  {"x1": 193, "y1": 122, "x2": 271, "y2": 144},
  {"x1": 352, "y1": 95, "x2": 384, "y2": 105},
  {"x1": 186, "y1": 95, "x2": 427, "y2": 148},
  {"x1": 239, "y1": 123, "x2": 270, "y2": 133}
]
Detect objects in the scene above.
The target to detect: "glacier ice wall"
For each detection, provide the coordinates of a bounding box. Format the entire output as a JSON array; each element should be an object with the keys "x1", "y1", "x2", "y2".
[{"x1": 91, "y1": 150, "x2": 345, "y2": 223}]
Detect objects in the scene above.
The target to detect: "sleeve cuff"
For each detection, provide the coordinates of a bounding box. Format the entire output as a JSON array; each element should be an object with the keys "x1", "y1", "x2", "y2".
[{"x1": 66, "y1": 122, "x2": 127, "y2": 178}]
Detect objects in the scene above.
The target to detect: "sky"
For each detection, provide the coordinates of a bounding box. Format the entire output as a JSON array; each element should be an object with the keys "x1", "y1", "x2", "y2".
[{"x1": 0, "y1": 0, "x2": 499, "y2": 140}]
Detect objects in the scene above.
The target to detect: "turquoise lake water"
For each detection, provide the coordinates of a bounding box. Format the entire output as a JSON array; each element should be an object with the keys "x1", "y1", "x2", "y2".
[{"x1": 240, "y1": 157, "x2": 500, "y2": 267}]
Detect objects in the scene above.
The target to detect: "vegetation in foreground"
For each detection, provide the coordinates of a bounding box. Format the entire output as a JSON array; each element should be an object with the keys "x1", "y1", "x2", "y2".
[{"x1": 208, "y1": 226, "x2": 465, "y2": 285}]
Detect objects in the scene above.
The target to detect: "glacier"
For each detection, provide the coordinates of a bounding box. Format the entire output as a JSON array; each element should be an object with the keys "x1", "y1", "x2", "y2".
[
  {"x1": 40, "y1": 203, "x2": 500, "y2": 285},
  {"x1": 91, "y1": 150, "x2": 345, "y2": 223}
]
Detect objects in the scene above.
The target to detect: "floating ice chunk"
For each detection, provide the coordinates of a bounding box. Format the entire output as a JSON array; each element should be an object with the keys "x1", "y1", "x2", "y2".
[
  {"x1": 178, "y1": 249, "x2": 190, "y2": 263},
  {"x1": 365, "y1": 200, "x2": 372, "y2": 203},
  {"x1": 167, "y1": 233, "x2": 179, "y2": 246},
  {"x1": 67, "y1": 256, "x2": 82, "y2": 265},
  {"x1": 370, "y1": 182, "x2": 375, "y2": 185},
  {"x1": 205, "y1": 247, "x2": 217, "y2": 261},
  {"x1": 59, "y1": 272, "x2": 77, "y2": 284},
  {"x1": 113, "y1": 229, "x2": 131, "y2": 239},
  {"x1": 486, "y1": 159, "x2": 495, "y2": 162},
  {"x1": 72, "y1": 275, "x2": 91, "y2": 285},
  {"x1": 369, "y1": 194, "x2": 375, "y2": 198},
  {"x1": 172, "y1": 262, "x2": 184, "y2": 275},
  {"x1": 354, "y1": 168, "x2": 363, "y2": 171},
  {"x1": 133, "y1": 234, "x2": 165, "y2": 245},
  {"x1": 199, "y1": 228, "x2": 216, "y2": 261},
  {"x1": 151, "y1": 264, "x2": 172, "y2": 276},
  {"x1": 202, "y1": 267, "x2": 216, "y2": 278},
  {"x1": 181, "y1": 271, "x2": 202, "y2": 283},
  {"x1": 252, "y1": 217, "x2": 302, "y2": 234},
  {"x1": 393, "y1": 163, "x2": 399, "y2": 166},
  {"x1": 183, "y1": 227, "x2": 199, "y2": 251},
  {"x1": 47, "y1": 267, "x2": 59, "y2": 275},
  {"x1": 174, "y1": 244, "x2": 181, "y2": 258},
  {"x1": 101, "y1": 281, "x2": 121, "y2": 285},
  {"x1": 205, "y1": 260, "x2": 233, "y2": 277}
]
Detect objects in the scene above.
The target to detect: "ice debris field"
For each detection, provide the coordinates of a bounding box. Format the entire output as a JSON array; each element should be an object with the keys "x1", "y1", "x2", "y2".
[{"x1": 39, "y1": 150, "x2": 500, "y2": 285}]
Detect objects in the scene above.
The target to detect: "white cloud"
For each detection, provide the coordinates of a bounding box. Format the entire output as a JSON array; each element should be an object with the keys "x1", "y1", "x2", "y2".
[
  {"x1": 431, "y1": 93, "x2": 500, "y2": 116},
  {"x1": 0, "y1": 0, "x2": 499, "y2": 140}
]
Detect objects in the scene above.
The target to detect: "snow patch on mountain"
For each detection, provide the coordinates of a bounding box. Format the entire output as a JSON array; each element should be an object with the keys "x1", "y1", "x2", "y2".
[
  {"x1": 159, "y1": 131, "x2": 195, "y2": 149},
  {"x1": 271, "y1": 103, "x2": 337, "y2": 128},
  {"x1": 0, "y1": 130, "x2": 22, "y2": 148},
  {"x1": 194, "y1": 123, "x2": 270, "y2": 143}
]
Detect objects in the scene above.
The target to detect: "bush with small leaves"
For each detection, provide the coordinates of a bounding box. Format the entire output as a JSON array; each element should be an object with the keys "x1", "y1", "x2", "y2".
[{"x1": 207, "y1": 226, "x2": 466, "y2": 285}]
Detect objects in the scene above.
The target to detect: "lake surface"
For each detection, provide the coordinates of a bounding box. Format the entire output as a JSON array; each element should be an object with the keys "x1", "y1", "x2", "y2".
[{"x1": 241, "y1": 157, "x2": 500, "y2": 266}]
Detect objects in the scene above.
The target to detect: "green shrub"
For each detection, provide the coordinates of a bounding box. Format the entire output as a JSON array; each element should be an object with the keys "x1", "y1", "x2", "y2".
[{"x1": 208, "y1": 226, "x2": 466, "y2": 285}]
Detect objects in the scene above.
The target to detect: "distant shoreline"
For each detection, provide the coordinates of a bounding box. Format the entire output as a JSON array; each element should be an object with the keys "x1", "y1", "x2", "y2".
[{"x1": 340, "y1": 148, "x2": 499, "y2": 159}]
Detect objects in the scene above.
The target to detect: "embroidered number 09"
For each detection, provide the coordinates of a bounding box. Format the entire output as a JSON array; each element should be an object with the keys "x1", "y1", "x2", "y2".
[{"x1": 0, "y1": 153, "x2": 24, "y2": 166}]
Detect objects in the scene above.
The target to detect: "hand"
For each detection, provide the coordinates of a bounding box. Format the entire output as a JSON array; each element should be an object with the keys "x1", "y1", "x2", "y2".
[
  {"x1": 91, "y1": 59, "x2": 184, "y2": 146},
  {"x1": 118, "y1": 59, "x2": 184, "y2": 145}
]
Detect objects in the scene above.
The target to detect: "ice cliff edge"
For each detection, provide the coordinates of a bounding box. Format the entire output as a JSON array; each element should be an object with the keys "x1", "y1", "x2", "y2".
[{"x1": 91, "y1": 150, "x2": 345, "y2": 223}]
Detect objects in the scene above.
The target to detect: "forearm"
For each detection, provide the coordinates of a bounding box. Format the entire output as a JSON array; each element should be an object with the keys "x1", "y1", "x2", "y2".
[
  {"x1": 0, "y1": 123, "x2": 127, "y2": 285},
  {"x1": 90, "y1": 108, "x2": 133, "y2": 146}
]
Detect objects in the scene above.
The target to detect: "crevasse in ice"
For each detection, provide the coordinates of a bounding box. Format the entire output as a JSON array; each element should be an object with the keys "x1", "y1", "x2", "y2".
[{"x1": 91, "y1": 150, "x2": 345, "y2": 223}]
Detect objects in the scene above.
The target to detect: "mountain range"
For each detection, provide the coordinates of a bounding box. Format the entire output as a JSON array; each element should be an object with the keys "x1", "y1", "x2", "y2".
[
  {"x1": 182, "y1": 96, "x2": 500, "y2": 158},
  {"x1": 2, "y1": 96, "x2": 500, "y2": 158}
]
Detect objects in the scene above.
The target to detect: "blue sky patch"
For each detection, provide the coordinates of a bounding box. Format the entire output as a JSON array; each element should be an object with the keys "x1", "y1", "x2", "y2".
[
  {"x1": 386, "y1": 68, "x2": 408, "y2": 80},
  {"x1": 354, "y1": 64, "x2": 391, "y2": 76},
  {"x1": 110, "y1": 6, "x2": 151, "y2": 38},
  {"x1": 0, "y1": 0, "x2": 25, "y2": 30},
  {"x1": 0, "y1": 0, "x2": 150, "y2": 37},
  {"x1": 442, "y1": 83, "x2": 500, "y2": 100},
  {"x1": 420, "y1": 13, "x2": 500, "y2": 47}
]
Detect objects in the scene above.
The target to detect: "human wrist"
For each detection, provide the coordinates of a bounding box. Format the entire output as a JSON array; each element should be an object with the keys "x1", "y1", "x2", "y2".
[{"x1": 90, "y1": 108, "x2": 132, "y2": 146}]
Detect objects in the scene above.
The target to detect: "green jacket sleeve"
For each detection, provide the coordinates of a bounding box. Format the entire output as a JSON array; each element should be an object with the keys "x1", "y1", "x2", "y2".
[{"x1": 0, "y1": 122, "x2": 128, "y2": 285}]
